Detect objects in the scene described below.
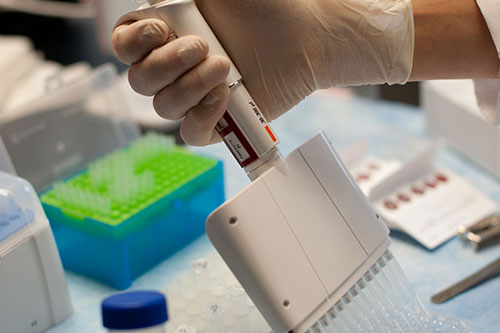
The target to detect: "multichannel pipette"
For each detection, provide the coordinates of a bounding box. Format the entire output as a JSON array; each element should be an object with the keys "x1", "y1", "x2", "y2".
[{"x1": 118, "y1": 2, "x2": 469, "y2": 332}]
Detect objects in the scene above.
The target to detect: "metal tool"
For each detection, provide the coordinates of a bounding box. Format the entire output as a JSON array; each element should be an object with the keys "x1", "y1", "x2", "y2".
[
  {"x1": 431, "y1": 256, "x2": 500, "y2": 304},
  {"x1": 458, "y1": 214, "x2": 500, "y2": 250}
]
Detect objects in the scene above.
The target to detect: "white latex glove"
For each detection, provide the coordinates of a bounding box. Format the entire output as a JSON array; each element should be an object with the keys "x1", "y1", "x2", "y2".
[{"x1": 112, "y1": 0, "x2": 414, "y2": 145}]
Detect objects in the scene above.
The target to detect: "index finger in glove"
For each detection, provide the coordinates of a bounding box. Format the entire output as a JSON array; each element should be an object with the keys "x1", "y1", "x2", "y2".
[{"x1": 112, "y1": 18, "x2": 171, "y2": 65}]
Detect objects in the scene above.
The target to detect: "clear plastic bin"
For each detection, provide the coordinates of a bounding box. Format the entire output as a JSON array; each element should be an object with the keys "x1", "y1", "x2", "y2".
[{"x1": 0, "y1": 63, "x2": 139, "y2": 193}]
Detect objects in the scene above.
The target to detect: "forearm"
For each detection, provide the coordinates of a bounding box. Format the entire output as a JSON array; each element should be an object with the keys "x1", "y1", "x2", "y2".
[{"x1": 410, "y1": 0, "x2": 500, "y2": 80}]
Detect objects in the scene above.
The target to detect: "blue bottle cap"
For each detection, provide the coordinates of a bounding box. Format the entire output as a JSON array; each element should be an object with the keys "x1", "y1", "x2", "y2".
[{"x1": 102, "y1": 290, "x2": 168, "y2": 329}]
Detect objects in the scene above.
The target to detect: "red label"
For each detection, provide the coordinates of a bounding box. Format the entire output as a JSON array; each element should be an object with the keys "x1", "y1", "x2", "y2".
[
  {"x1": 265, "y1": 125, "x2": 277, "y2": 142},
  {"x1": 216, "y1": 112, "x2": 259, "y2": 167}
]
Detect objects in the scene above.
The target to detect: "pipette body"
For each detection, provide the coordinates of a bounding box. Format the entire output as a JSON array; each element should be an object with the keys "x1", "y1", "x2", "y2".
[{"x1": 118, "y1": 0, "x2": 285, "y2": 180}]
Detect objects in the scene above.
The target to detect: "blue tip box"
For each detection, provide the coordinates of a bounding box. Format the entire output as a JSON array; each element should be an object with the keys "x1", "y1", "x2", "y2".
[{"x1": 41, "y1": 135, "x2": 225, "y2": 289}]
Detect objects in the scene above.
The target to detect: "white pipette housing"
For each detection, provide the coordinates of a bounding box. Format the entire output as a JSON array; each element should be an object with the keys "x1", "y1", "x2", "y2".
[{"x1": 206, "y1": 132, "x2": 390, "y2": 332}]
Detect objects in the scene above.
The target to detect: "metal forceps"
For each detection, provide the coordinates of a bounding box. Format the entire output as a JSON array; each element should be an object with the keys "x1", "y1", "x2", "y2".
[
  {"x1": 431, "y1": 256, "x2": 500, "y2": 303},
  {"x1": 458, "y1": 214, "x2": 500, "y2": 250}
]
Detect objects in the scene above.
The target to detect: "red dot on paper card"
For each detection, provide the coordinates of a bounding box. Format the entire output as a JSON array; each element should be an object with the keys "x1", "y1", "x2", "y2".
[
  {"x1": 436, "y1": 173, "x2": 448, "y2": 182},
  {"x1": 425, "y1": 180, "x2": 437, "y2": 188},
  {"x1": 358, "y1": 173, "x2": 370, "y2": 180},
  {"x1": 411, "y1": 186, "x2": 425, "y2": 195},
  {"x1": 384, "y1": 200, "x2": 398, "y2": 210},
  {"x1": 368, "y1": 163, "x2": 379, "y2": 170},
  {"x1": 398, "y1": 193, "x2": 411, "y2": 202}
]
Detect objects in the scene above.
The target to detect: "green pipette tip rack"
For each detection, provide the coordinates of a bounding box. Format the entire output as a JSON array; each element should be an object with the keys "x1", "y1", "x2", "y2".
[
  {"x1": 40, "y1": 132, "x2": 224, "y2": 289},
  {"x1": 41, "y1": 133, "x2": 218, "y2": 227}
]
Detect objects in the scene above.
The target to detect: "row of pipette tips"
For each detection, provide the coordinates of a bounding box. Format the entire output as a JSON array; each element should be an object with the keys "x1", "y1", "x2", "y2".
[
  {"x1": 52, "y1": 133, "x2": 174, "y2": 215},
  {"x1": 53, "y1": 182, "x2": 112, "y2": 216},
  {"x1": 88, "y1": 132, "x2": 173, "y2": 190},
  {"x1": 307, "y1": 251, "x2": 469, "y2": 333},
  {"x1": 128, "y1": 131, "x2": 175, "y2": 169}
]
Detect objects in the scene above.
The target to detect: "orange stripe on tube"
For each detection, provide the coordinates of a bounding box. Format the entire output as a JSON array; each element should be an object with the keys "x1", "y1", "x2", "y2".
[{"x1": 265, "y1": 126, "x2": 277, "y2": 142}]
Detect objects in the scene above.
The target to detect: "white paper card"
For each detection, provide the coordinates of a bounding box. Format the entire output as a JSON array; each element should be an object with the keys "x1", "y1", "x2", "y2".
[
  {"x1": 348, "y1": 156, "x2": 402, "y2": 196},
  {"x1": 373, "y1": 169, "x2": 498, "y2": 249}
]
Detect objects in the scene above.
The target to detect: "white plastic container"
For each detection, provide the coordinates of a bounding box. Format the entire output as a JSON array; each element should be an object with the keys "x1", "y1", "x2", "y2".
[
  {"x1": 0, "y1": 64, "x2": 139, "y2": 192},
  {"x1": 0, "y1": 170, "x2": 72, "y2": 332}
]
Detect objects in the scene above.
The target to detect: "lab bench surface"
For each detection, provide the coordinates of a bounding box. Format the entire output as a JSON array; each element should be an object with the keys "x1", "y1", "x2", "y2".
[{"x1": 47, "y1": 90, "x2": 500, "y2": 333}]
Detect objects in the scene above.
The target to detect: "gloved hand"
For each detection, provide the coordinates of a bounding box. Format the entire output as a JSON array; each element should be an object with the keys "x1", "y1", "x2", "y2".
[{"x1": 112, "y1": 0, "x2": 414, "y2": 146}]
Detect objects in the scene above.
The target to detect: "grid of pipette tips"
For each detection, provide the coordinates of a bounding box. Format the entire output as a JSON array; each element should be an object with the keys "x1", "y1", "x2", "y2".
[
  {"x1": 41, "y1": 132, "x2": 218, "y2": 226},
  {"x1": 306, "y1": 251, "x2": 470, "y2": 333}
]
